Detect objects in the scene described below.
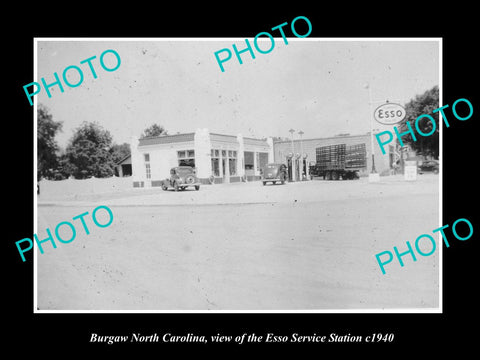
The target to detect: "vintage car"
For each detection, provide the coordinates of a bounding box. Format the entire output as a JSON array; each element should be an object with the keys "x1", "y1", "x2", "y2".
[
  {"x1": 161, "y1": 166, "x2": 200, "y2": 191},
  {"x1": 417, "y1": 160, "x2": 439, "y2": 174},
  {"x1": 262, "y1": 163, "x2": 288, "y2": 185}
]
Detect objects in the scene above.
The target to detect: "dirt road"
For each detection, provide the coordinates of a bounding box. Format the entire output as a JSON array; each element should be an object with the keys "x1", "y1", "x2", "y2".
[{"x1": 36, "y1": 175, "x2": 440, "y2": 311}]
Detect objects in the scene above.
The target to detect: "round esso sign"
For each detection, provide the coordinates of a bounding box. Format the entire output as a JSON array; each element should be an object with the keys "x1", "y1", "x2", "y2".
[{"x1": 374, "y1": 103, "x2": 406, "y2": 125}]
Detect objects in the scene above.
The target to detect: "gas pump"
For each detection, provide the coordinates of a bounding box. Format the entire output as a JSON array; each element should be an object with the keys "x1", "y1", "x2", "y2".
[
  {"x1": 287, "y1": 153, "x2": 293, "y2": 182},
  {"x1": 302, "y1": 153, "x2": 308, "y2": 180},
  {"x1": 295, "y1": 153, "x2": 301, "y2": 181}
]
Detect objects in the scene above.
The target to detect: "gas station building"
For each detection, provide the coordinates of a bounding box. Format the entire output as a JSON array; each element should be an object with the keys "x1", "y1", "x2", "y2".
[
  {"x1": 130, "y1": 129, "x2": 395, "y2": 187},
  {"x1": 130, "y1": 128, "x2": 274, "y2": 187}
]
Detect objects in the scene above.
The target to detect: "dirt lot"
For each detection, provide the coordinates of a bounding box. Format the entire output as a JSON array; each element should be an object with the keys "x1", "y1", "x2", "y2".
[{"x1": 36, "y1": 174, "x2": 440, "y2": 311}]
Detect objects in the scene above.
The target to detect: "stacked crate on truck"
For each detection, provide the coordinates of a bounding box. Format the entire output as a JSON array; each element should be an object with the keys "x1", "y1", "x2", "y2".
[{"x1": 310, "y1": 143, "x2": 367, "y2": 180}]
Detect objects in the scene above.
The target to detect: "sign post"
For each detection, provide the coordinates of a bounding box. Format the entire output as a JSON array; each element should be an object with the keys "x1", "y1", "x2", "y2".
[
  {"x1": 373, "y1": 103, "x2": 407, "y2": 126},
  {"x1": 372, "y1": 101, "x2": 407, "y2": 181},
  {"x1": 404, "y1": 160, "x2": 417, "y2": 181}
]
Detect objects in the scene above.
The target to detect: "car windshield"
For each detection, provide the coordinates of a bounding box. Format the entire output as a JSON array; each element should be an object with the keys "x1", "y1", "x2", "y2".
[{"x1": 176, "y1": 168, "x2": 194, "y2": 175}]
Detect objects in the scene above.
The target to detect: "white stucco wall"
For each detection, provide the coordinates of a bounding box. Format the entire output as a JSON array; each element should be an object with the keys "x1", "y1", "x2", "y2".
[
  {"x1": 132, "y1": 131, "x2": 273, "y2": 185},
  {"x1": 267, "y1": 137, "x2": 274, "y2": 163},
  {"x1": 148, "y1": 148, "x2": 178, "y2": 180},
  {"x1": 131, "y1": 136, "x2": 196, "y2": 184},
  {"x1": 236, "y1": 134, "x2": 245, "y2": 177},
  {"x1": 194, "y1": 128, "x2": 212, "y2": 179},
  {"x1": 130, "y1": 136, "x2": 143, "y2": 183}
]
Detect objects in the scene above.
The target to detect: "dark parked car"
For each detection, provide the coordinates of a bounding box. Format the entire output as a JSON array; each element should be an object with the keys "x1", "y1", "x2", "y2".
[
  {"x1": 417, "y1": 160, "x2": 439, "y2": 174},
  {"x1": 262, "y1": 163, "x2": 288, "y2": 185},
  {"x1": 162, "y1": 166, "x2": 200, "y2": 191}
]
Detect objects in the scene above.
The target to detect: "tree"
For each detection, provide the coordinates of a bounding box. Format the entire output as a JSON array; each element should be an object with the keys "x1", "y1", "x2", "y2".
[
  {"x1": 37, "y1": 104, "x2": 62, "y2": 180},
  {"x1": 140, "y1": 123, "x2": 168, "y2": 138},
  {"x1": 55, "y1": 151, "x2": 71, "y2": 180},
  {"x1": 111, "y1": 143, "x2": 131, "y2": 164},
  {"x1": 397, "y1": 86, "x2": 439, "y2": 159},
  {"x1": 65, "y1": 122, "x2": 115, "y2": 179}
]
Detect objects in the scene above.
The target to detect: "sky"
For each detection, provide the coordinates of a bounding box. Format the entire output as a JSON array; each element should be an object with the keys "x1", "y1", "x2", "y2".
[{"x1": 35, "y1": 38, "x2": 440, "y2": 149}]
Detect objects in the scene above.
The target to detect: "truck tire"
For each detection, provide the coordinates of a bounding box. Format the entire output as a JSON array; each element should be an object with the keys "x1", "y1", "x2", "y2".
[
  {"x1": 331, "y1": 171, "x2": 339, "y2": 180},
  {"x1": 325, "y1": 171, "x2": 331, "y2": 180}
]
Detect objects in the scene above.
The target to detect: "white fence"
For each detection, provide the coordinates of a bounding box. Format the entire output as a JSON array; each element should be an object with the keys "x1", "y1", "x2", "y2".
[{"x1": 38, "y1": 176, "x2": 133, "y2": 200}]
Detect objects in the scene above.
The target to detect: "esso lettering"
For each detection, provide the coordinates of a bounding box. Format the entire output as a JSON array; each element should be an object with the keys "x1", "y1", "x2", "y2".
[
  {"x1": 377, "y1": 109, "x2": 403, "y2": 120},
  {"x1": 385, "y1": 110, "x2": 394, "y2": 118},
  {"x1": 265, "y1": 333, "x2": 288, "y2": 342}
]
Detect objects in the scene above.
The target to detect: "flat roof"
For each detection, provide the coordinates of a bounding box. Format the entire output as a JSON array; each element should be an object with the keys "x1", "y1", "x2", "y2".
[
  {"x1": 273, "y1": 133, "x2": 370, "y2": 144},
  {"x1": 138, "y1": 131, "x2": 269, "y2": 147},
  {"x1": 138, "y1": 133, "x2": 195, "y2": 146}
]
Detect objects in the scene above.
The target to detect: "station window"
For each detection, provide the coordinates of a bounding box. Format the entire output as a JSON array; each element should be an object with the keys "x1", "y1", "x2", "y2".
[
  {"x1": 244, "y1": 151, "x2": 254, "y2": 170},
  {"x1": 178, "y1": 149, "x2": 195, "y2": 167},
  {"x1": 144, "y1": 153, "x2": 151, "y2": 179},
  {"x1": 145, "y1": 163, "x2": 151, "y2": 179},
  {"x1": 211, "y1": 149, "x2": 220, "y2": 176},
  {"x1": 229, "y1": 161, "x2": 235, "y2": 175}
]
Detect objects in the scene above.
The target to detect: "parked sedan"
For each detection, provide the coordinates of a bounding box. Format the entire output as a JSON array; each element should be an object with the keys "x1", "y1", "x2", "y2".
[
  {"x1": 262, "y1": 163, "x2": 288, "y2": 185},
  {"x1": 162, "y1": 166, "x2": 201, "y2": 191},
  {"x1": 417, "y1": 160, "x2": 439, "y2": 174}
]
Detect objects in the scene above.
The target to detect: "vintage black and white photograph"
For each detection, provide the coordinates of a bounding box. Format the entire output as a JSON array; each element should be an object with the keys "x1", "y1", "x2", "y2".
[{"x1": 34, "y1": 38, "x2": 441, "y2": 311}]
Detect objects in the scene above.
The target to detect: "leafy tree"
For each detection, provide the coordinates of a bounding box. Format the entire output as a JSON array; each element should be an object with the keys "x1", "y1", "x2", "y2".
[
  {"x1": 65, "y1": 122, "x2": 115, "y2": 179},
  {"x1": 397, "y1": 86, "x2": 439, "y2": 159},
  {"x1": 37, "y1": 104, "x2": 62, "y2": 180},
  {"x1": 111, "y1": 143, "x2": 131, "y2": 164},
  {"x1": 140, "y1": 123, "x2": 168, "y2": 138},
  {"x1": 54, "y1": 152, "x2": 71, "y2": 180}
]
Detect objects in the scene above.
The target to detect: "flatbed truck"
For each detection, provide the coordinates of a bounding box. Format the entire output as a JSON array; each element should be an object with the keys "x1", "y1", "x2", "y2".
[{"x1": 309, "y1": 143, "x2": 367, "y2": 180}]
